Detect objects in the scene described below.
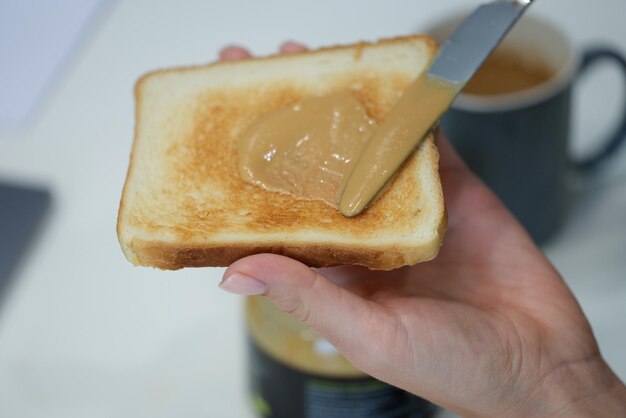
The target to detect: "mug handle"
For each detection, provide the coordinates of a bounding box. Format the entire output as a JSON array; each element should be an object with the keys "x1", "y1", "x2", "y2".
[{"x1": 572, "y1": 47, "x2": 626, "y2": 172}]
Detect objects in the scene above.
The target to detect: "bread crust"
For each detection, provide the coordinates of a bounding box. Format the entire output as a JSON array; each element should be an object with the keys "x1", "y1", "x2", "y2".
[
  {"x1": 133, "y1": 35, "x2": 438, "y2": 88},
  {"x1": 128, "y1": 234, "x2": 443, "y2": 271}
]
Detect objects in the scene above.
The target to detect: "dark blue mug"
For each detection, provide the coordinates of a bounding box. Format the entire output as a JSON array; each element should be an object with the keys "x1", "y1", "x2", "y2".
[{"x1": 430, "y1": 15, "x2": 626, "y2": 244}]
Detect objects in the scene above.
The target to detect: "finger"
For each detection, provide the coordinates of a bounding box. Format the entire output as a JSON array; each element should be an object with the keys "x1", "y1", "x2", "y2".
[
  {"x1": 219, "y1": 45, "x2": 252, "y2": 61},
  {"x1": 279, "y1": 41, "x2": 308, "y2": 54},
  {"x1": 220, "y1": 254, "x2": 402, "y2": 370}
]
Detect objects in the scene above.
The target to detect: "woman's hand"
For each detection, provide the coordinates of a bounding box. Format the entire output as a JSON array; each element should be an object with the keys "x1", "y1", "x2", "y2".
[{"x1": 218, "y1": 43, "x2": 626, "y2": 417}]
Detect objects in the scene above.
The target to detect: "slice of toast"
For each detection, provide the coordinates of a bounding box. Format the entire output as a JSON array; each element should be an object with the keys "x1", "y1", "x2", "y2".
[{"x1": 117, "y1": 35, "x2": 446, "y2": 270}]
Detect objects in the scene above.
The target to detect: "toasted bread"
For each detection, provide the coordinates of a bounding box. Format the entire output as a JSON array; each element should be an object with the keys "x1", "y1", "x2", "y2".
[{"x1": 117, "y1": 35, "x2": 445, "y2": 270}]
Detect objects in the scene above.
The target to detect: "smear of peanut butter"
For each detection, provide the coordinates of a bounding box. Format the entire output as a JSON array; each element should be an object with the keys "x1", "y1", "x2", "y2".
[
  {"x1": 238, "y1": 73, "x2": 460, "y2": 216},
  {"x1": 238, "y1": 91, "x2": 376, "y2": 208}
]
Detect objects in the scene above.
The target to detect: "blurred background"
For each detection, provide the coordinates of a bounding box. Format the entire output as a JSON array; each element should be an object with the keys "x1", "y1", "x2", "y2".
[{"x1": 0, "y1": 0, "x2": 624, "y2": 417}]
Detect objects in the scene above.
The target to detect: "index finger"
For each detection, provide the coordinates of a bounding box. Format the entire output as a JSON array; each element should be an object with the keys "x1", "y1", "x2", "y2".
[{"x1": 219, "y1": 45, "x2": 252, "y2": 61}]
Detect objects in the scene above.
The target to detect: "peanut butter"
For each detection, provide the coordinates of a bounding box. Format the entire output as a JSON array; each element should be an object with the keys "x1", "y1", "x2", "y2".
[
  {"x1": 238, "y1": 91, "x2": 376, "y2": 208},
  {"x1": 238, "y1": 74, "x2": 460, "y2": 215}
]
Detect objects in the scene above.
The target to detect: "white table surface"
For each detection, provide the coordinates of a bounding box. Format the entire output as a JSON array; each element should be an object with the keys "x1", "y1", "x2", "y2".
[{"x1": 0, "y1": 1, "x2": 625, "y2": 417}]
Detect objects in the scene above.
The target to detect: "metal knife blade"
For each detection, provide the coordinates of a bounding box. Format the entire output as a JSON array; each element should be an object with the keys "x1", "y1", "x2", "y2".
[
  {"x1": 339, "y1": 0, "x2": 535, "y2": 217},
  {"x1": 428, "y1": 0, "x2": 534, "y2": 84}
]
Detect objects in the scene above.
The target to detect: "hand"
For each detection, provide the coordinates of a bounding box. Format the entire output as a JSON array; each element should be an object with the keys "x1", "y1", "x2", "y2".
[{"x1": 218, "y1": 44, "x2": 626, "y2": 417}]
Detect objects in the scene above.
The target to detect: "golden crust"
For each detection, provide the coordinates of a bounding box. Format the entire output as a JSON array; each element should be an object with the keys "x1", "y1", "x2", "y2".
[
  {"x1": 133, "y1": 35, "x2": 438, "y2": 88},
  {"x1": 129, "y1": 240, "x2": 439, "y2": 271}
]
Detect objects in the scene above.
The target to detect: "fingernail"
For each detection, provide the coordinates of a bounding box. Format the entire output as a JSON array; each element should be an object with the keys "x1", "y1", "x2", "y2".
[{"x1": 219, "y1": 273, "x2": 267, "y2": 295}]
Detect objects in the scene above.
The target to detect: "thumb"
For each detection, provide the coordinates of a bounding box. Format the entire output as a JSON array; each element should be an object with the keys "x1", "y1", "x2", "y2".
[{"x1": 220, "y1": 254, "x2": 398, "y2": 370}]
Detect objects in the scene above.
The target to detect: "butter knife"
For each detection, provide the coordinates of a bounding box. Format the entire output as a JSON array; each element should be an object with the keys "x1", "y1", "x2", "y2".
[{"x1": 339, "y1": 0, "x2": 535, "y2": 217}]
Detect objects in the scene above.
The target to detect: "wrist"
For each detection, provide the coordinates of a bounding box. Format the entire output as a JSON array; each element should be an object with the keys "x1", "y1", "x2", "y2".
[{"x1": 512, "y1": 357, "x2": 626, "y2": 418}]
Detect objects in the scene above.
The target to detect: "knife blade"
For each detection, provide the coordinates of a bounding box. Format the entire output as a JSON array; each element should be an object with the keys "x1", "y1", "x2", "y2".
[
  {"x1": 428, "y1": 0, "x2": 534, "y2": 84},
  {"x1": 339, "y1": 0, "x2": 535, "y2": 217}
]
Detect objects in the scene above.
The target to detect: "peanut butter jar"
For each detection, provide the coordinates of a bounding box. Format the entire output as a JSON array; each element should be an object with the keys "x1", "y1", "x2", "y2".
[{"x1": 244, "y1": 296, "x2": 437, "y2": 418}]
